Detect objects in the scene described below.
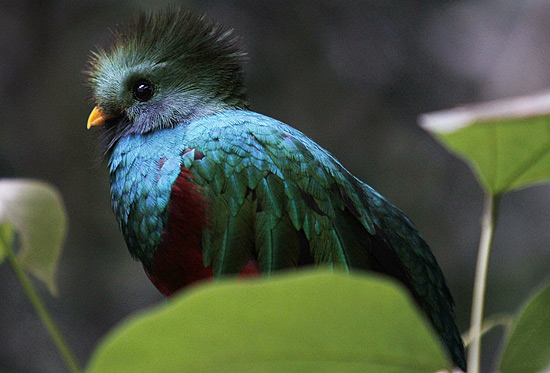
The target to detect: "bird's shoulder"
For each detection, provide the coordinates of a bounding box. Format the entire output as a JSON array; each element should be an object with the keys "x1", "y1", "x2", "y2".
[
  {"x1": 180, "y1": 110, "x2": 378, "y2": 234},
  {"x1": 182, "y1": 110, "x2": 353, "y2": 183}
]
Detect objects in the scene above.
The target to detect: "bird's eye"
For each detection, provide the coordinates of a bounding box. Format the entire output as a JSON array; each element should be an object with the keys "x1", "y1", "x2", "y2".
[{"x1": 132, "y1": 80, "x2": 155, "y2": 102}]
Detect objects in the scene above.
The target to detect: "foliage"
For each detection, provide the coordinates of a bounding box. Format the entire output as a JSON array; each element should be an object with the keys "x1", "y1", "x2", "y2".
[
  {"x1": 0, "y1": 223, "x2": 13, "y2": 264},
  {"x1": 421, "y1": 97, "x2": 550, "y2": 195},
  {"x1": 87, "y1": 270, "x2": 451, "y2": 372},
  {"x1": 499, "y1": 282, "x2": 550, "y2": 373},
  {"x1": 421, "y1": 90, "x2": 550, "y2": 372},
  {"x1": 0, "y1": 179, "x2": 67, "y2": 295},
  {"x1": 0, "y1": 179, "x2": 79, "y2": 372}
]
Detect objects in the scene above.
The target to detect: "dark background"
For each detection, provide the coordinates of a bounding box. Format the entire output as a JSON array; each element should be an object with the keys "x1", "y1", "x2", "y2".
[{"x1": 1, "y1": 1, "x2": 549, "y2": 371}]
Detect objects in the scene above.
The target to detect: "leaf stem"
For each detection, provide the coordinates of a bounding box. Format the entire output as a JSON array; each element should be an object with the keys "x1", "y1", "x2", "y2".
[
  {"x1": 1, "y1": 233, "x2": 81, "y2": 373},
  {"x1": 467, "y1": 193, "x2": 500, "y2": 373},
  {"x1": 462, "y1": 313, "x2": 513, "y2": 347}
]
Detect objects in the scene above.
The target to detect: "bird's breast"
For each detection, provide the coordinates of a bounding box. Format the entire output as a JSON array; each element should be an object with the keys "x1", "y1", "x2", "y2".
[{"x1": 108, "y1": 133, "x2": 183, "y2": 264}]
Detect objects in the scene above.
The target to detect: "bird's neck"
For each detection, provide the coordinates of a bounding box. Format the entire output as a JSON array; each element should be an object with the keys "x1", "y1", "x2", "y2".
[{"x1": 99, "y1": 99, "x2": 234, "y2": 155}]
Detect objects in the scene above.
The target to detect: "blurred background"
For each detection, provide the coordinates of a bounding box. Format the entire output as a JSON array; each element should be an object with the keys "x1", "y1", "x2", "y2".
[{"x1": 1, "y1": 0, "x2": 549, "y2": 371}]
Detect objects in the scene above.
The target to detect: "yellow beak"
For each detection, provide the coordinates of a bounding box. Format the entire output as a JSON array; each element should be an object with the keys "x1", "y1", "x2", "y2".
[{"x1": 87, "y1": 106, "x2": 108, "y2": 129}]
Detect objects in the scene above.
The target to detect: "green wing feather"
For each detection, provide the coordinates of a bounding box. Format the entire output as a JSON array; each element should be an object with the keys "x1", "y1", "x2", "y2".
[
  {"x1": 179, "y1": 111, "x2": 464, "y2": 368},
  {"x1": 183, "y1": 114, "x2": 407, "y2": 277}
]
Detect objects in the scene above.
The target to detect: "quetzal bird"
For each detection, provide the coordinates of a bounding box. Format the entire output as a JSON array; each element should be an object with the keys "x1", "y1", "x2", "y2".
[{"x1": 86, "y1": 9, "x2": 466, "y2": 370}]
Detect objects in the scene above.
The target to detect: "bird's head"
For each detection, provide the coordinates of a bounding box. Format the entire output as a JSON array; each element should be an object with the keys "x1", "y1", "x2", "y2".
[{"x1": 86, "y1": 9, "x2": 248, "y2": 150}]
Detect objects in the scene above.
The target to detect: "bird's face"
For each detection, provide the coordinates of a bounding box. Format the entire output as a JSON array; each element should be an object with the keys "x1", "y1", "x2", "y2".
[
  {"x1": 88, "y1": 53, "x2": 209, "y2": 134},
  {"x1": 86, "y1": 9, "x2": 248, "y2": 150}
]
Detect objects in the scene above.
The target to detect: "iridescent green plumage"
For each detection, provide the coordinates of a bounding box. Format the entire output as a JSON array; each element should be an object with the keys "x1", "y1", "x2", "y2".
[{"x1": 87, "y1": 9, "x2": 466, "y2": 370}]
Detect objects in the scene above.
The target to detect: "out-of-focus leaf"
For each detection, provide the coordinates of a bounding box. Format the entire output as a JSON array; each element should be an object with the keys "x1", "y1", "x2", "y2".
[
  {"x1": 420, "y1": 91, "x2": 550, "y2": 195},
  {"x1": 0, "y1": 223, "x2": 15, "y2": 265},
  {"x1": 499, "y1": 282, "x2": 550, "y2": 373},
  {"x1": 87, "y1": 270, "x2": 452, "y2": 372},
  {"x1": 0, "y1": 179, "x2": 67, "y2": 296}
]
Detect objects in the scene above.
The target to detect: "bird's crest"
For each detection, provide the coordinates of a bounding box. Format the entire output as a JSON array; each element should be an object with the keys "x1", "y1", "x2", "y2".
[{"x1": 87, "y1": 8, "x2": 248, "y2": 109}]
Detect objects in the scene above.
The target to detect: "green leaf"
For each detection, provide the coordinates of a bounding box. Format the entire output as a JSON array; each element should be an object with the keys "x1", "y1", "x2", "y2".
[
  {"x1": 420, "y1": 91, "x2": 550, "y2": 195},
  {"x1": 0, "y1": 223, "x2": 15, "y2": 265},
  {"x1": 87, "y1": 270, "x2": 452, "y2": 372},
  {"x1": 0, "y1": 179, "x2": 67, "y2": 296},
  {"x1": 499, "y1": 282, "x2": 550, "y2": 373}
]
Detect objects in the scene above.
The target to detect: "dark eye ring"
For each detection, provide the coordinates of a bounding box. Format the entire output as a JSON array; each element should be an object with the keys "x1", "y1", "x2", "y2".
[{"x1": 132, "y1": 80, "x2": 155, "y2": 102}]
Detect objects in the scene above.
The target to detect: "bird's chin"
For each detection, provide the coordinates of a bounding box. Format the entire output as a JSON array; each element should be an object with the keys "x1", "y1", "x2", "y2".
[{"x1": 98, "y1": 117, "x2": 132, "y2": 155}]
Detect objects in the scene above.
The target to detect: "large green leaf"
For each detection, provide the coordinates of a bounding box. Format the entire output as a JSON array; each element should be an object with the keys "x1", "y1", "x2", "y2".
[
  {"x1": 499, "y1": 282, "x2": 550, "y2": 373},
  {"x1": 420, "y1": 91, "x2": 550, "y2": 195},
  {"x1": 0, "y1": 179, "x2": 67, "y2": 295},
  {"x1": 87, "y1": 270, "x2": 452, "y2": 372}
]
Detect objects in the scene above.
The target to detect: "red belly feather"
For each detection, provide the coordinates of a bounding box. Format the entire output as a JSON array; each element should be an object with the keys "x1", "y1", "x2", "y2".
[
  {"x1": 145, "y1": 167, "x2": 212, "y2": 296},
  {"x1": 145, "y1": 166, "x2": 260, "y2": 296}
]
